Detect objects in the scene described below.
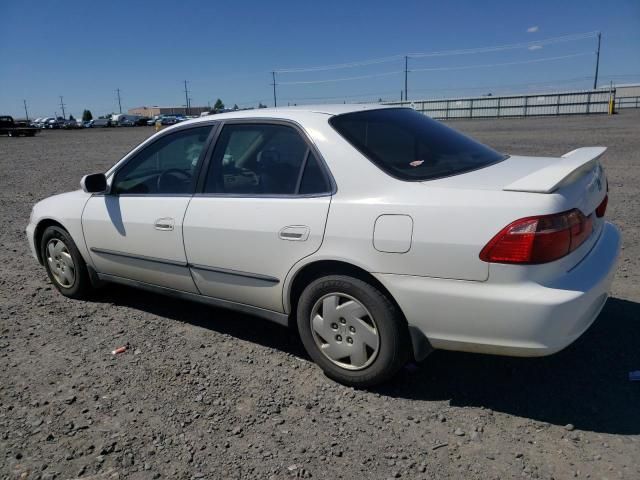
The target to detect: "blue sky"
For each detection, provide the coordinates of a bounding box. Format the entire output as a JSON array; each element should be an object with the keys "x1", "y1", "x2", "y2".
[{"x1": 1, "y1": 0, "x2": 639, "y2": 118}]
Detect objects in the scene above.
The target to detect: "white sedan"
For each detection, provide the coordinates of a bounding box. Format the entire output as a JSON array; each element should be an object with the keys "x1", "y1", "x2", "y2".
[{"x1": 26, "y1": 105, "x2": 621, "y2": 387}]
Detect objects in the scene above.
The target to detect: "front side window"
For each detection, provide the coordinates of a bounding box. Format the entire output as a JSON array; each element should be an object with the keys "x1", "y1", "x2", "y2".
[
  {"x1": 112, "y1": 125, "x2": 212, "y2": 194},
  {"x1": 204, "y1": 123, "x2": 329, "y2": 195},
  {"x1": 330, "y1": 108, "x2": 506, "y2": 181}
]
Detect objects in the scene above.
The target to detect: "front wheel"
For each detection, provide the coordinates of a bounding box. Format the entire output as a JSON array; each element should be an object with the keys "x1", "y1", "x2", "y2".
[
  {"x1": 297, "y1": 275, "x2": 410, "y2": 387},
  {"x1": 40, "y1": 226, "x2": 92, "y2": 299}
]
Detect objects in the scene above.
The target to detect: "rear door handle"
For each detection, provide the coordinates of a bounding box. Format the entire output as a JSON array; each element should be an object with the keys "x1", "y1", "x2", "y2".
[
  {"x1": 154, "y1": 217, "x2": 175, "y2": 231},
  {"x1": 279, "y1": 225, "x2": 309, "y2": 241}
]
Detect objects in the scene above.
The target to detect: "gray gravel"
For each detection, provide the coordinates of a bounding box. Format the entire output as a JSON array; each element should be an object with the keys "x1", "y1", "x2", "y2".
[{"x1": 1, "y1": 112, "x2": 639, "y2": 480}]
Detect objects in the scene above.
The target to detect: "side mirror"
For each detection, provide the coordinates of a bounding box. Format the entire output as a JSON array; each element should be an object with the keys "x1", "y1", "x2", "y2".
[{"x1": 80, "y1": 173, "x2": 107, "y2": 194}]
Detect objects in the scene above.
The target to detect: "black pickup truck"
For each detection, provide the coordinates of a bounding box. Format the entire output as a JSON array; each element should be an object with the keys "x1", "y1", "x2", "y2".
[{"x1": 0, "y1": 116, "x2": 39, "y2": 137}]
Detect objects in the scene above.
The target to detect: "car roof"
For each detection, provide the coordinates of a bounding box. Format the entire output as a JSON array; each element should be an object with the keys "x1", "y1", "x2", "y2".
[{"x1": 178, "y1": 103, "x2": 402, "y2": 127}]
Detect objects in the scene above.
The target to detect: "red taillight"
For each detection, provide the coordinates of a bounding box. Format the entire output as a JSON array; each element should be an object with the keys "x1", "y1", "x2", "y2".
[
  {"x1": 480, "y1": 209, "x2": 594, "y2": 264},
  {"x1": 595, "y1": 195, "x2": 608, "y2": 218}
]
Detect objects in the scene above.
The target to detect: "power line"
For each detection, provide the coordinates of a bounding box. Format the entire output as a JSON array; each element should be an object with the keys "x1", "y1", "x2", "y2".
[
  {"x1": 277, "y1": 53, "x2": 591, "y2": 87},
  {"x1": 278, "y1": 70, "x2": 402, "y2": 86},
  {"x1": 280, "y1": 89, "x2": 400, "y2": 102},
  {"x1": 273, "y1": 31, "x2": 598, "y2": 74},
  {"x1": 410, "y1": 52, "x2": 593, "y2": 73},
  {"x1": 23, "y1": 100, "x2": 29, "y2": 120},
  {"x1": 408, "y1": 31, "x2": 598, "y2": 58},
  {"x1": 275, "y1": 54, "x2": 403, "y2": 74}
]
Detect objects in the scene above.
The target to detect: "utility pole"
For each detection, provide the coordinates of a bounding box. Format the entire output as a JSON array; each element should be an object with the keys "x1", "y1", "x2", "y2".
[
  {"x1": 23, "y1": 100, "x2": 29, "y2": 120},
  {"x1": 59, "y1": 96, "x2": 66, "y2": 119},
  {"x1": 116, "y1": 88, "x2": 122, "y2": 114},
  {"x1": 272, "y1": 71, "x2": 277, "y2": 108},
  {"x1": 593, "y1": 32, "x2": 601, "y2": 90},
  {"x1": 183, "y1": 80, "x2": 190, "y2": 115},
  {"x1": 404, "y1": 55, "x2": 409, "y2": 102}
]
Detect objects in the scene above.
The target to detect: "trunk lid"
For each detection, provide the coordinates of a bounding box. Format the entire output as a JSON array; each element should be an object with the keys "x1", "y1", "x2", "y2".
[{"x1": 427, "y1": 147, "x2": 608, "y2": 216}]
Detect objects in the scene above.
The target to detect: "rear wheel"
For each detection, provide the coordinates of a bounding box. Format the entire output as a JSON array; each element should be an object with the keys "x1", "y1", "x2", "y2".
[
  {"x1": 40, "y1": 226, "x2": 92, "y2": 299},
  {"x1": 297, "y1": 275, "x2": 409, "y2": 387}
]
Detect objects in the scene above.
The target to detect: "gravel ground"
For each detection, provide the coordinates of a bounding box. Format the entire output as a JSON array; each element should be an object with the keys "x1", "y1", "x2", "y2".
[{"x1": 1, "y1": 112, "x2": 639, "y2": 480}]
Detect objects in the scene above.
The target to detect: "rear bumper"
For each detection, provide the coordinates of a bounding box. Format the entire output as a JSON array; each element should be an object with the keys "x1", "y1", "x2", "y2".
[{"x1": 375, "y1": 222, "x2": 621, "y2": 357}]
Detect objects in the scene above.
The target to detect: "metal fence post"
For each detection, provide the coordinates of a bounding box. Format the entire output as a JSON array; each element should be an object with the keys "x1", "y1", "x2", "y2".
[
  {"x1": 470, "y1": 98, "x2": 474, "y2": 119},
  {"x1": 586, "y1": 91, "x2": 592, "y2": 114},
  {"x1": 497, "y1": 97, "x2": 501, "y2": 117},
  {"x1": 446, "y1": 100, "x2": 450, "y2": 120},
  {"x1": 556, "y1": 94, "x2": 561, "y2": 115},
  {"x1": 524, "y1": 96, "x2": 528, "y2": 117}
]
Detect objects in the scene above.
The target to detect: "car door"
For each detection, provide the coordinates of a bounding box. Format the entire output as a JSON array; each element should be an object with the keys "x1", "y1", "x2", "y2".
[
  {"x1": 82, "y1": 124, "x2": 215, "y2": 292},
  {"x1": 183, "y1": 121, "x2": 334, "y2": 313}
]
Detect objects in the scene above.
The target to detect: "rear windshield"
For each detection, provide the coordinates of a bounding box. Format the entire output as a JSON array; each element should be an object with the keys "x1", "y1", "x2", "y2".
[{"x1": 329, "y1": 108, "x2": 506, "y2": 181}]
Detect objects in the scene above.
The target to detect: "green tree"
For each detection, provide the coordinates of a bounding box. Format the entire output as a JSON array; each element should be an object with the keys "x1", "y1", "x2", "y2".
[
  {"x1": 233, "y1": 104, "x2": 239, "y2": 110},
  {"x1": 69, "y1": 114, "x2": 75, "y2": 121},
  {"x1": 258, "y1": 102, "x2": 267, "y2": 109},
  {"x1": 82, "y1": 110, "x2": 93, "y2": 122},
  {"x1": 213, "y1": 99, "x2": 225, "y2": 111}
]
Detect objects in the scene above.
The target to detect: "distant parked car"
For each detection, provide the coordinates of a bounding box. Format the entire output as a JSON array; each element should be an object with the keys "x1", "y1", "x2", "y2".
[
  {"x1": 36, "y1": 117, "x2": 54, "y2": 128},
  {"x1": 35, "y1": 117, "x2": 52, "y2": 128},
  {"x1": 45, "y1": 118, "x2": 63, "y2": 129},
  {"x1": 147, "y1": 116, "x2": 162, "y2": 126},
  {"x1": 62, "y1": 119, "x2": 82, "y2": 129},
  {"x1": 83, "y1": 121, "x2": 93, "y2": 128},
  {"x1": 135, "y1": 117, "x2": 150, "y2": 126},
  {"x1": 92, "y1": 118, "x2": 112, "y2": 128},
  {"x1": 112, "y1": 114, "x2": 141, "y2": 126},
  {"x1": 160, "y1": 116, "x2": 180, "y2": 125},
  {"x1": 0, "y1": 116, "x2": 39, "y2": 136}
]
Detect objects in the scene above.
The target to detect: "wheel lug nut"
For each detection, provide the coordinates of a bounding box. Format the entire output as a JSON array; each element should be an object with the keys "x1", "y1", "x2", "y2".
[
  {"x1": 335, "y1": 335, "x2": 342, "y2": 342},
  {"x1": 347, "y1": 337, "x2": 353, "y2": 344},
  {"x1": 349, "y1": 326, "x2": 355, "y2": 333},
  {"x1": 339, "y1": 318, "x2": 346, "y2": 324},
  {"x1": 331, "y1": 323, "x2": 338, "y2": 330}
]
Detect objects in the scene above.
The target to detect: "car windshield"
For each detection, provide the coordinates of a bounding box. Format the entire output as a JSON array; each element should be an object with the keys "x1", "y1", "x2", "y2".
[{"x1": 330, "y1": 108, "x2": 506, "y2": 181}]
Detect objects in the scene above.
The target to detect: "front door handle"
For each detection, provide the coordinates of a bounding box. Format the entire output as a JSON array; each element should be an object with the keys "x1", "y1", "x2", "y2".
[
  {"x1": 154, "y1": 217, "x2": 175, "y2": 231},
  {"x1": 279, "y1": 225, "x2": 309, "y2": 241}
]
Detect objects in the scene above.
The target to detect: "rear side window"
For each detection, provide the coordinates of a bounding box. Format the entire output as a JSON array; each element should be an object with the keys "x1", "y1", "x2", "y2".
[
  {"x1": 204, "y1": 123, "x2": 330, "y2": 195},
  {"x1": 299, "y1": 153, "x2": 330, "y2": 194},
  {"x1": 330, "y1": 108, "x2": 506, "y2": 181}
]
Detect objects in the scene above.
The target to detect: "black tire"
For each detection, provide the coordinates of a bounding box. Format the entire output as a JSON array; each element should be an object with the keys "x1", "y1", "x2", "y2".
[
  {"x1": 297, "y1": 275, "x2": 410, "y2": 388},
  {"x1": 40, "y1": 226, "x2": 92, "y2": 299}
]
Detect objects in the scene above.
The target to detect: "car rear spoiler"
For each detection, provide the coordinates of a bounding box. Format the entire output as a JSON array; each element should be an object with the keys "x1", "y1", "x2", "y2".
[{"x1": 503, "y1": 147, "x2": 607, "y2": 194}]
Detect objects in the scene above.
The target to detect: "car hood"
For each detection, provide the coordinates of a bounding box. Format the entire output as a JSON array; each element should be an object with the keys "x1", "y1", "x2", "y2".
[{"x1": 33, "y1": 189, "x2": 90, "y2": 216}]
